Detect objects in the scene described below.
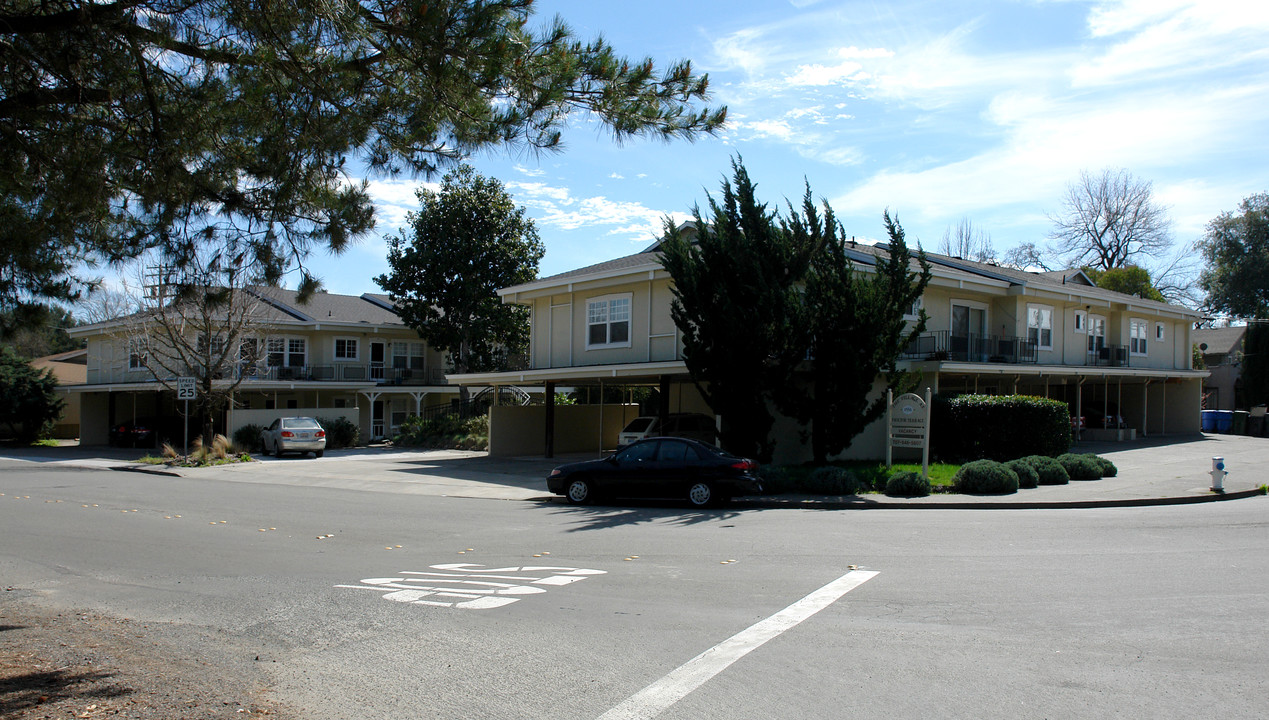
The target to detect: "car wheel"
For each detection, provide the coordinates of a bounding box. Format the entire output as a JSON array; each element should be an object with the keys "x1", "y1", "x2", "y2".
[
  {"x1": 314, "y1": 450, "x2": 324, "y2": 458},
  {"x1": 687, "y1": 481, "x2": 717, "y2": 508},
  {"x1": 565, "y1": 478, "x2": 594, "y2": 505}
]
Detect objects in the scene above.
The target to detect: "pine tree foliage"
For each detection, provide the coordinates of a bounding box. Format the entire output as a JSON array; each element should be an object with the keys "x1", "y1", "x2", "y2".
[
  {"x1": 659, "y1": 160, "x2": 818, "y2": 462},
  {"x1": 1, "y1": 0, "x2": 726, "y2": 312},
  {"x1": 0, "y1": 345, "x2": 65, "y2": 442},
  {"x1": 376, "y1": 165, "x2": 544, "y2": 393}
]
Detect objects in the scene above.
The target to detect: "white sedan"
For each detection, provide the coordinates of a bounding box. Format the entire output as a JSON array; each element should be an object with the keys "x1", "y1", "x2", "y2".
[{"x1": 260, "y1": 417, "x2": 327, "y2": 458}]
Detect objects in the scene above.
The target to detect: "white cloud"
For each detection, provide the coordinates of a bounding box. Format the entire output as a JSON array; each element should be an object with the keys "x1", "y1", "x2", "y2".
[
  {"x1": 365, "y1": 178, "x2": 434, "y2": 231},
  {"x1": 513, "y1": 164, "x2": 546, "y2": 177},
  {"x1": 609, "y1": 172, "x2": 625, "y2": 179}
]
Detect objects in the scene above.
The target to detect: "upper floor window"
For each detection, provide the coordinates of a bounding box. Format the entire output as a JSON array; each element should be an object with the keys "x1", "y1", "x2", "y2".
[
  {"x1": 1087, "y1": 315, "x2": 1106, "y2": 353},
  {"x1": 334, "y1": 337, "x2": 359, "y2": 361},
  {"x1": 1074, "y1": 310, "x2": 1086, "y2": 333},
  {"x1": 266, "y1": 336, "x2": 306, "y2": 367},
  {"x1": 587, "y1": 294, "x2": 631, "y2": 349},
  {"x1": 1155, "y1": 322, "x2": 1166, "y2": 342},
  {"x1": 904, "y1": 297, "x2": 923, "y2": 321},
  {"x1": 1130, "y1": 319, "x2": 1148, "y2": 355},
  {"x1": 1027, "y1": 304, "x2": 1053, "y2": 349},
  {"x1": 128, "y1": 339, "x2": 148, "y2": 369},
  {"x1": 393, "y1": 341, "x2": 426, "y2": 369}
]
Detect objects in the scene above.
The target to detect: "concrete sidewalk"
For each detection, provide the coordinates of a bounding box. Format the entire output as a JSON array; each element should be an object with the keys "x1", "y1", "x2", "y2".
[{"x1": 2, "y1": 434, "x2": 1265, "y2": 508}]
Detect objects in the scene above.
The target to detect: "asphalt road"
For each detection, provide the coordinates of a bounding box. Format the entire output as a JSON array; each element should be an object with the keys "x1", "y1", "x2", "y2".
[{"x1": 2, "y1": 461, "x2": 1266, "y2": 719}]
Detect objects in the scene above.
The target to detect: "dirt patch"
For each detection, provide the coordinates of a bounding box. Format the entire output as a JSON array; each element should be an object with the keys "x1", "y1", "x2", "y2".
[{"x1": 0, "y1": 595, "x2": 289, "y2": 719}]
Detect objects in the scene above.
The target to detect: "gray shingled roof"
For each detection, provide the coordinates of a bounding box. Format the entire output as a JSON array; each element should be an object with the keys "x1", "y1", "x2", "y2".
[
  {"x1": 1193, "y1": 326, "x2": 1245, "y2": 356},
  {"x1": 250, "y1": 287, "x2": 405, "y2": 326}
]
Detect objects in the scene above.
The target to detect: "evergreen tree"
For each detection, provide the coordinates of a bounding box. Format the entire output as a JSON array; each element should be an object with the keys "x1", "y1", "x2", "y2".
[
  {"x1": 659, "y1": 160, "x2": 818, "y2": 461},
  {"x1": 1082, "y1": 266, "x2": 1166, "y2": 302},
  {"x1": 376, "y1": 166, "x2": 544, "y2": 402},
  {"x1": 1199, "y1": 193, "x2": 1269, "y2": 319},
  {"x1": 787, "y1": 210, "x2": 931, "y2": 463},
  {"x1": 0, "y1": 345, "x2": 65, "y2": 442},
  {"x1": 2, "y1": 0, "x2": 726, "y2": 314}
]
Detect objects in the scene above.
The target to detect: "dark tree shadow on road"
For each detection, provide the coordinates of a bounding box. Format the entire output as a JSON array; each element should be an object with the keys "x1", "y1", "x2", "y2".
[
  {"x1": 0, "y1": 668, "x2": 133, "y2": 716},
  {"x1": 539, "y1": 498, "x2": 745, "y2": 531}
]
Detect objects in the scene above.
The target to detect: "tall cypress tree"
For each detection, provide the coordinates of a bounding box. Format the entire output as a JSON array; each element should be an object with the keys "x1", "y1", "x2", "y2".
[
  {"x1": 659, "y1": 159, "x2": 818, "y2": 461},
  {"x1": 788, "y1": 210, "x2": 931, "y2": 463}
]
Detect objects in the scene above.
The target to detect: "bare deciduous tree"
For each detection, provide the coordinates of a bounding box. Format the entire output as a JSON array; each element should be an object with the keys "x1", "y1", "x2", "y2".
[
  {"x1": 1048, "y1": 168, "x2": 1172, "y2": 270},
  {"x1": 938, "y1": 217, "x2": 996, "y2": 262},
  {"x1": 113, "y1": 250, "x2": 269, "y2": 450},
  {"x1": 1000, "y1": 242, "x2": 1052, "y2": 271}
]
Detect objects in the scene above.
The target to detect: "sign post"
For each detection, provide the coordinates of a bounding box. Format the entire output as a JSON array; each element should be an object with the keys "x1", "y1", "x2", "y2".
[
  {"x1": 177, "y1": 377, "x2": 196, "y2": 456},
  {"x1": 886, "y1": 388, "x2": 932, "y2": 480}
]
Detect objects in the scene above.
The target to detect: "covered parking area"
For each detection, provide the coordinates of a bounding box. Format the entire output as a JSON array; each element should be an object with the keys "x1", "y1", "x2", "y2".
[
  {"x1": 449, "y1": 361, "x2": 711, "y2": 458},
  {"x1": 915, "y1": 362, "x2": 1209, "y2": 439}
]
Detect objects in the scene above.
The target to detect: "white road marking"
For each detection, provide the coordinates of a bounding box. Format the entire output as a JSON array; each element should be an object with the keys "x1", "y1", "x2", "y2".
[
  {"x1": 597, "y1": 569, "x2": 879, "y2": 720},
  {"x1": 335, "y1": 563, "x2": 606, "y2": 610}
]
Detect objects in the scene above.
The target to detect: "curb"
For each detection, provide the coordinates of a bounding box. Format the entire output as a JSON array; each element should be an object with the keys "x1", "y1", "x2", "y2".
[{"x1": 730, "y1": 486, "x2": 1267, "y2": 510}]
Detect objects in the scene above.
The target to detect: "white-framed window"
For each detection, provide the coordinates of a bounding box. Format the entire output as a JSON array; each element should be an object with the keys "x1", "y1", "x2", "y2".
[
  {"x1": 266, "y1": 336, "x2": 307, "y2": 367},
  {"x1": 128, "y1": 339, "x2": 148, "y2": 369},
  {"x1": 1130, "y1": 318, "x2": 1148, "y2": 355},
  {"x1": 586, "y1": 294, "x2": 632, "y2": 349},
  {"x1": 393, "y1": 341, "x2": 426, "y2": 369},
  {"x1": 1027, "y1": 304, "x2": 1054, "y2": 350},
  {"x1": 334, "y1": 337, "x2": 359, "y2": 361},
  {"x1": 1087, "y1": 315, "x2": 1106, "y2": 353},
  {"x1": 1155, "y1": 322, "x2": 1166, "y2": 342},
  {"x1": 1073, "y1": 310, "x2": 1086, "y2": 333},
  {"x1": 904, "y1": 296, "x2": 923, "y2": 321}
]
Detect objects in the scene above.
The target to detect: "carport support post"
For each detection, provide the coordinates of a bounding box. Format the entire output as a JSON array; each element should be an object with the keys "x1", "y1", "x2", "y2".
[
  {"x1": 544, "y1": 381, "x2": 555, "y2": 459},
  {"x1": 658, "y1": 376, "x2": 670, "y2": 423}
]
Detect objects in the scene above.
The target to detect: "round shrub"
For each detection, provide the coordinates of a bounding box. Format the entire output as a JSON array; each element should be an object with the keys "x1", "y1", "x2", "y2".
[
  {"x1": 954, "y1": 459, "x2": 1019, "y2": 495},
  {"x1": 885, "y1": 470, "x2": 931, "y2": 498},
  {"x1": 758, "y1": 465, "x2": 794, "y2": 494},
  {"x1": 232, "y1": 424, "x2": 265, "y2": 453},
  {"x1": 1089, "y1": 454, "x2": 1118, "y2": 477},
  {"x1": 316, "y1": 416, "x2": 361, "y2": 449},
  {"x1": 1022, "y1": 455, "x2": 1070, "y2": 485},
  {"x1": 806, "y1": 466, "x2": 865, "y2": 495},
  {"x1": 1005, "y1": 459, "x2": 1040, "y2": 489},
  {"x1": 1057, "y1": 453, "x2": 1103, "y2": 481}
]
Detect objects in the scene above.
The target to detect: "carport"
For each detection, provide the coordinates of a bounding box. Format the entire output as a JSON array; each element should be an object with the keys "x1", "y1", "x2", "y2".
[
  {"x1": 448, "y1": 361, "x2": 711, "y2": 458},
  {"x1": 920, "y1": 363, "x2": 1209, "y2": 438}
]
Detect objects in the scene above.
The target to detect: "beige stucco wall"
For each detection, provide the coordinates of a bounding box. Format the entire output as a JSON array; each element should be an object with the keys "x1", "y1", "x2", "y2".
[
  {"x1": 526, "y1": 277, "x2": 680, "y2": 370},
  {"x1": 489, "y1": 404, "x2": 640, "y2": 457}
]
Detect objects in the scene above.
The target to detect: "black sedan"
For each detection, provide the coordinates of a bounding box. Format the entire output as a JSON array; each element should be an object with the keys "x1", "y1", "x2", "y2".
[{"x1": 547, "y1": 437, "x2": 762, "y2": 508}]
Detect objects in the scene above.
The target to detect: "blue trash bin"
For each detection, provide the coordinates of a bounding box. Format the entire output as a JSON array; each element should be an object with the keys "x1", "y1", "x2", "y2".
[
  {"x1": 1201, "y1": 410, "x2": 1217, "y2": 432},
  {"x1": 1214, "y1": 410, "x2": 1234, "y2": 433}
]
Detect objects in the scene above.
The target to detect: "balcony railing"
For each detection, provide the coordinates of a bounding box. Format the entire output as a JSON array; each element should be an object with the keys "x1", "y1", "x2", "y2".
[
  {"x1": 1087, "y1": 344, "x2": 1131, "y2": 367},
  {"x1": 205, "y1": 364, "x2": 448, "y2": 384},
  {"x1": 902, "y1": 332, "x2": 1038, "y2": 364}
]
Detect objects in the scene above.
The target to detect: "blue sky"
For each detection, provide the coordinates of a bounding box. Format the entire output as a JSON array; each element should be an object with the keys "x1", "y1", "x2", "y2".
[{"x1": 312, "y1": 0, "x2": 1269, "y2": 296}]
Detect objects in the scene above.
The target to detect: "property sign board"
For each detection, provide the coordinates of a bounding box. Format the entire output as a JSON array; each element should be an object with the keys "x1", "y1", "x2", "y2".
[
  {"x1": 177, "y1": 376, "x2": 196, "y2": 401},
  {"x1": 886, "y1": 389, "x2": 932, "y2": 477}
]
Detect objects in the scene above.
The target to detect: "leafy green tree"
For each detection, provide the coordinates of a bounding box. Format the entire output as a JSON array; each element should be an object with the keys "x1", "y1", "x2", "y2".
[
  {"x1": 376, "y1": 166, "x2": 543, "y2": 402},
  {"x1": 787, "y1": 208, "x2": 931, "y2": 463},
  {"x1": 0, "y1": 303, "x2": 82, "y2": 359},
  {"x1": 1199, "y1": 193, "x2": 1269, "y2": 318},
  {"x1": 2, "y1": 0, "x2": 726, "y2": 314},
  {"x1": 0, "y1": 346, "x2": 65, "y2": 442},
  {"x1": 1082, "y1": 265, "x2": 1166, "y2": 302},
  {"x1": 659, "y1": 160, "x2": 819, "y2": 462},
  {"x1": 1241, "y1": 321, "x2": 1269, "y2": 407}
]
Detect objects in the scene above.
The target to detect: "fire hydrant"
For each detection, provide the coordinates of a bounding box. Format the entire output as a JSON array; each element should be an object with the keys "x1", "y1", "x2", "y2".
[{"x1": 1210, "y1": 457, "x2": 1227, "y2": 493}]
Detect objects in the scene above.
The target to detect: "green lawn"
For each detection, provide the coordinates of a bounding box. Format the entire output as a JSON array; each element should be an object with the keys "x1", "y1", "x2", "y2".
[{"x1": 762, "y1": 460, "x2": 961, "y2": 493}]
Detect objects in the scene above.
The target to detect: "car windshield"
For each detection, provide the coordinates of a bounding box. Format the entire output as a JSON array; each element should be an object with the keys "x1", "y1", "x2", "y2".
[
  {"x1": 283, "y1": 417, "x2": 321, "y2": 429},
  {"x1": 621, "y1": 418, "x2": 654, "y2": 433}
]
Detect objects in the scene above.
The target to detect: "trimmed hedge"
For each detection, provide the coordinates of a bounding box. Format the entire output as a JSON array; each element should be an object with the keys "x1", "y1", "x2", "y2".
[
  {"x1": 954, "y1": 459, "x2": 1019, "y2": 495},
  {"x1": 885, "y1": 471, "x2": 931, "y2": 498},
  {"x1": 1057, "y1": 453, "x2": 1103, "y2": 481},
  {"x1": 316, "y1": 416, "x2": 360, "y2": 449},
  {"x1": 932, "y1": 394, "x2": 1071, "y2": 462},
  {"x1": 1088, "y1": 454, "x2": 1118, "y2": 477},
  {"x1": 1020, "y1": 455, "x2": 1070, "y2": 485},
  {"x1": 806, "y1": 466, "x2": 866, "y2": 495},
  {"x1": 1005, "y1": 459, "x2": 1040, "y2": 489}
]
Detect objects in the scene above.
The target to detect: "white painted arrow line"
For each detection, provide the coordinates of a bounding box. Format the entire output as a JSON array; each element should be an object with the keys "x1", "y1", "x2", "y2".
[{"x1": 597, "y1": 569, "x2": 879, "y2": 720}]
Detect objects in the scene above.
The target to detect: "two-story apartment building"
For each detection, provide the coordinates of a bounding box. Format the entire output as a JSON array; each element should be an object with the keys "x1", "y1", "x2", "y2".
[
  {"x1": 66, "y1": 287, "x2": 458, "y2": 446},
  {"x1": 451, "y1": 237, "x2": 1207, "y2": 463}
]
